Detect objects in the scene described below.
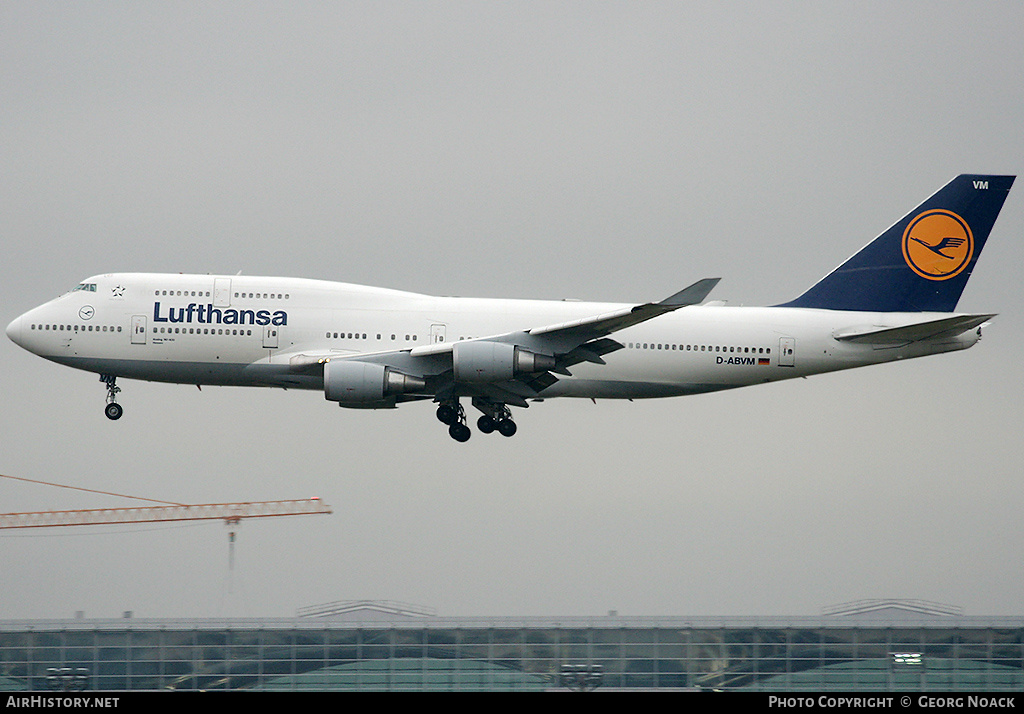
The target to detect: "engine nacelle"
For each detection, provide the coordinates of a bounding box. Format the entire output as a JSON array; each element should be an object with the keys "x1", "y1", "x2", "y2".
[
  {"x1": 452, "y1": 341, "x2": 556, "y2": 383},
  {"x1": 324, "y1": 360, "x2": 426, "y2": 406}
]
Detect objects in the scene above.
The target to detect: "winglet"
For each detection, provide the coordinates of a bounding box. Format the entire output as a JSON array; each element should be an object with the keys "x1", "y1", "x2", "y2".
[{"x1": 659, "y1": 278, "x2": 721, "y2": 307}]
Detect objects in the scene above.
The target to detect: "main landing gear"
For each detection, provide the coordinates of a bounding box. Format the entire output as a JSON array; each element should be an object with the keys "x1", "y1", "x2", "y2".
[
  {"x1": 475, "y1": 401, "x2": 517, "y2": 437},
  {"x1": 436, "y1": 401, "x2": 471, "y2": 442},
  {"x1": 435, "y1": 399, "x2": 518, "y2": 442},
  {"x1": 101, "y1": 374, "x2": 123, "y2": 420}
]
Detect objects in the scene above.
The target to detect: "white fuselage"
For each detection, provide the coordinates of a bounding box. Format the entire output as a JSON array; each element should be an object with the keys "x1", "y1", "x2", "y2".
[{"x1": 6, "y1": 273, "x2": 980, "y2": 402}]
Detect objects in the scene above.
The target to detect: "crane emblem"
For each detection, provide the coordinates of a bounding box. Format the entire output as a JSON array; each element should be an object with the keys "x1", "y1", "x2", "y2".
[{"x1": 902, "y1": 209, "x2": 974, "y2": 281}]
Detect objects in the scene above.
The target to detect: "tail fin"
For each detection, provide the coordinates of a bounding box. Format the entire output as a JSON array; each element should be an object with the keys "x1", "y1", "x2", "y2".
[{"x1": 779, "y1": 174, "x2": 1014, "y2": 312}]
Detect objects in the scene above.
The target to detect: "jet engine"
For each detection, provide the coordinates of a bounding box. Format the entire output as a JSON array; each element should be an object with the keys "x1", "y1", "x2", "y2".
[
  {"x1": 324, "y1": 360, "x2": 426, "y2": 407},
  {"x1": 452, "y1": 341, "x2": 556, "y2": 382}
]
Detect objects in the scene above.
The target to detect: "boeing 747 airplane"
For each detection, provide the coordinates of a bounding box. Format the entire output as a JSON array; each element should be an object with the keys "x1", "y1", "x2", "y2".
[{"x1": 6, "y1": 175, "x2": 1014, "y2": 441}]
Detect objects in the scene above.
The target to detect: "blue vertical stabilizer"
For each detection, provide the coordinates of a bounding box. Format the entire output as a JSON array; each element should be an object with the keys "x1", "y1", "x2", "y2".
[{"x1": 779, "y1": 175, "x2": 1014, "y2": 312}]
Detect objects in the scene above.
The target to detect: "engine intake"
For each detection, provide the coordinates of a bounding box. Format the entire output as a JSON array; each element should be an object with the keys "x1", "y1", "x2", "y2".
[
  {"x1": 324, "y1": 360, "x2": 426, "y2": 406},
  {"x1": 452, "y1": 341, "x2": 556, "y2": 383}
]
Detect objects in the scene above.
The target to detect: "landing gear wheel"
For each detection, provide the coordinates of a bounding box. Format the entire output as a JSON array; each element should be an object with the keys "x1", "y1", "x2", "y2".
[
  {"x1": 441, "y1": 400, "x2": 471, "y2": 442},
  {"x1": 101, "y1": 374, "x2": 122, "y2": 421},
  {"x1": 471, "y1": 399, "x2": 518, "y2": 437},
  {"x1": 496, "y1": 419, "x2": 517, "y2": 437},
  {"x1": 448, "y1": 423, "x2": 471, "y2": 442},
  {"x1": 436, "y1": 404, "x2": 457, "y2": 425},
  {"x1": 477, "y1": 415, "x2": 496, "y2": 434}
]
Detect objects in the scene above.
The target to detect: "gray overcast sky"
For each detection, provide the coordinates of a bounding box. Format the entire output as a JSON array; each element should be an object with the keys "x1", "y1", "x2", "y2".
[{"x1": 2, "y1": 2, "x2": 1023, "y2": 619}]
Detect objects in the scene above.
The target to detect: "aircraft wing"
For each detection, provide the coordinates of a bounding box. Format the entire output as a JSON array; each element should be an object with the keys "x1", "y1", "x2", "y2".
[
  {"x1": 400, "y1": 276, "x2": 718, "y2": 358},
  {"x1": 527, "y1": 277, "x2": 720, "y2": 344},
  {"x1": 289, "y1": 278, "x2": 720, "y2": 404}
]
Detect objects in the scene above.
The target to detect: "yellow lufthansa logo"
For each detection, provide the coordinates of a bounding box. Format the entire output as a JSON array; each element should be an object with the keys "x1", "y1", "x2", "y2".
[{"x1": 902, "y1": 209, "x2": 974, "y2": 281}]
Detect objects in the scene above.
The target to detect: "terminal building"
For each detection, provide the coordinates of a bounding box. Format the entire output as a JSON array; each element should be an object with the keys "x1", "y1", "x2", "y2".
[{"x1": 1, "y1": 600, "x2": 1021, "y2": 691}]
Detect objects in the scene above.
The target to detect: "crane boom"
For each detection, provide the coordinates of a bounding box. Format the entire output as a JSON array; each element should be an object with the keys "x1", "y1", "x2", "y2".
[{"x1": 0, "y1": 499, "x2": 332, "y2": 529}]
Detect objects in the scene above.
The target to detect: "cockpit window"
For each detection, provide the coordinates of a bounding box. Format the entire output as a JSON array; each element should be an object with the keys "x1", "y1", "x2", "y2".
[{"x1": 71, "y1": 283, "x2": 97, "y2": 292}]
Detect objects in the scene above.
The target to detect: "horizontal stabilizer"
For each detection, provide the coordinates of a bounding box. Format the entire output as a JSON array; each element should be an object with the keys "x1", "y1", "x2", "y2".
[{"x1": 833, "y1": 314, "x2": 995, "y2": 344}]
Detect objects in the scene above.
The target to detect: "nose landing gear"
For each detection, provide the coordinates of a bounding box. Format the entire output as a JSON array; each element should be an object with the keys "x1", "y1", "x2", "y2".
[{"x1": 101, "y1": 375, "x2": 123, "y2": 420}]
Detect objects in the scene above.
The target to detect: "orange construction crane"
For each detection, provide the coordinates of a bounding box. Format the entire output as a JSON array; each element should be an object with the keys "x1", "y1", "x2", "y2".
[
  {"x1": 0, "y1": 499, "x2": 332, "y2": 529},
  {"x1": 0, "y1": 473, "x2": 332, "y2": 529}
]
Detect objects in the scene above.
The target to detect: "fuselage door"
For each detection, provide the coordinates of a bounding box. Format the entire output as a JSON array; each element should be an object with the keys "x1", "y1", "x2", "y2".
[
  {"x1": 131, "y1": 315, "x2": 147, "y2": 345},
  {"x1": 779, "y1": 337, "x2": 796, "y2": 367},
  {"x1": 430, "y1": 323, "x2": 446, "y2": 344},
  {"x1": 214, "y1": 278, "x2": 232, "y2": 308},
  {"x1": 263, "y1": 325, "x2": 279, "y2": 349}
]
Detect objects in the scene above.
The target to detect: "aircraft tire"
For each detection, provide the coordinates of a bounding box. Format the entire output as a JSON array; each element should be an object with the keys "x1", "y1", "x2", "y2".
[
  {"x1": 477, "y1": 415, "x2": 496, "y2": 434},
  {"x1": 497, "y1": 419, "x2": 517, "y2": 437},
  {"x1": 436, "y1": 404, "x2": 457, "y2": 425},
  {"x1": 449, "y1": 423, "x2": 471, "y2": 442},
  {"x1": 104, "y1": 403, "x2": 123, "y2": 421}
]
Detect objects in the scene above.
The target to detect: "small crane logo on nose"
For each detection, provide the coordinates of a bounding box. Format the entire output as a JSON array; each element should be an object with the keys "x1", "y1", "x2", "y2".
[{"x1": 79, "y1": 306, "x2": 94, "y2": 320}]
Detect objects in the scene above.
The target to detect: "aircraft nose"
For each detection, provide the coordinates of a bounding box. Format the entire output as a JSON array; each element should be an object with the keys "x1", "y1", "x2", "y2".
[{"x1": 6, "y1": 315, "x2": 23, "y2": 347}]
